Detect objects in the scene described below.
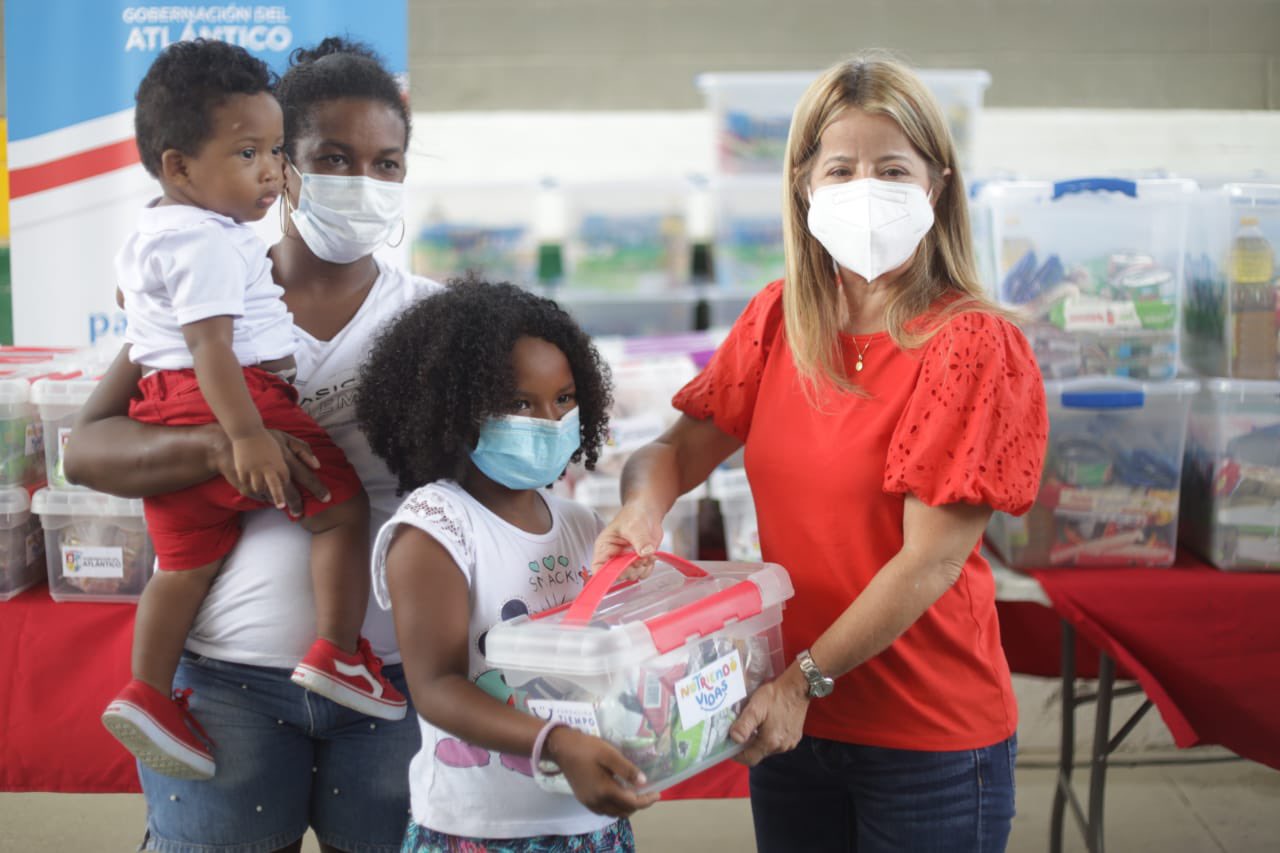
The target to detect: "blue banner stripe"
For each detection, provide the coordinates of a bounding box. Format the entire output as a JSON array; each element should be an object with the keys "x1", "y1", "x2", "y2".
[{"x1": 4, "y1": 1, "x2": 408, "y2": 142}]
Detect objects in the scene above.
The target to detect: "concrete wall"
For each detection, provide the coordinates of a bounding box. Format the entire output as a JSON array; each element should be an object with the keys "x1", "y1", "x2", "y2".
[
  {"x1": 3, "y1": 2, "x2": 1279, "y2": 114},
  {"x1": 408, "y1": 0, "x2": 1280, "y2": 111}
]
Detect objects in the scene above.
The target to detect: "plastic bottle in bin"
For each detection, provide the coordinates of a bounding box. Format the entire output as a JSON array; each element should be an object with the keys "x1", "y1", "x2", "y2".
[{"x1": 1229, "y1": 216, "x2": 1277, "y2": 378}]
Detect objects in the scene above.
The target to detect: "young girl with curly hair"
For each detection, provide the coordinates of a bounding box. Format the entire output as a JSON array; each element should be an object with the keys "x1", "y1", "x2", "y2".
[{"x1": 356, "y1": 278, "x2": 658, "y2": 852}]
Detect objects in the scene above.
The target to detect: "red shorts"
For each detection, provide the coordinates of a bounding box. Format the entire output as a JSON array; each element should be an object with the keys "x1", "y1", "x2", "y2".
[{"x1": 129, "y1": 367, "x2": 363, "y2": 571}]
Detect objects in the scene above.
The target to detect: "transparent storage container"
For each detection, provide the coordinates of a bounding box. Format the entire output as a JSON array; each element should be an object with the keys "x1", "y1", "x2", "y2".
[
  {"x1": 986, "y1": 378, "x2": 1198, "y2": 568},
  {"x1": 30, "y1": 376, "x2": 100, "y2": 489},
  {"x1": 1181, "y1": 380, "x2": 1280, "y2": 570},
  {"x1": 0, "y1": 378, "x2": 44, "y2": 488},
  {"x1": 696, "y1": 69, "x2": 990, "y2": 175},
  {"x1": 0, "y1": 488, "x2": 44, "y2": 601},
  {"x1": 709, "y1": 468, "x2": 761, "y2": 562},
  {"x1": 711, "y1": 175, "x2": 785, "y2": 288},
  {"x1": 561, "y1": 180, "x2": 690, "y2": 292},
  {"x1": 702, "y1": 285, "x2": 762, "y2": 331},
  {"x1": 486, "y1": 552, "x2": 793, "y2": 793},
  {"x1": 978, "y1": 177, "x2": 1196, "y2": 380},
  {"x1": 574, "y1": 476, "x2": 701, "y2": 559},
  {"x1": 32, "y1": 487, "x2": 154, "y2": 602},
  {"x1": 410, "y1": 180, "x2": 540, "y2": 287},
  {"x1": 1183, "y1": 183, "x2": 1280, "y2": 380},
  {"x1": 545, "y1": 287, "x2": 698, "y2": 337}
]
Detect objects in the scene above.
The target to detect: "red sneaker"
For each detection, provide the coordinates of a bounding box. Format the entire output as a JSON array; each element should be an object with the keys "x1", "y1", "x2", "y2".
[
  {"x1": 291, "y1": 637, "x2": 408, "y2": 721},
  {"x1": 102, "y1": 680, "x2": 215, "y2": 780}
]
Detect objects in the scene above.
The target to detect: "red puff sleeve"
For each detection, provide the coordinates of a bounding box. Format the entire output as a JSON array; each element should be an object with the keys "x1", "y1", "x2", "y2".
[
  {"x1": 671, "y1": 280, "x2": 785, "y2": 442},
  {"x1": 883, "y1": 310, "x2": 1048, "y2": 515}
]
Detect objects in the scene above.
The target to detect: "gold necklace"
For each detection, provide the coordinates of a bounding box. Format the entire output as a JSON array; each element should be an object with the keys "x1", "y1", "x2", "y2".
[{"x1": 852, "y1": 336, "x2": 871, "y2": 372}]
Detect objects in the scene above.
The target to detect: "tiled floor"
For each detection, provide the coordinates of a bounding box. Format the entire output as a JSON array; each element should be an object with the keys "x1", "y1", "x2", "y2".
[{"x1": 1, "y1": 752, "x2": 1276, "y2": 852}]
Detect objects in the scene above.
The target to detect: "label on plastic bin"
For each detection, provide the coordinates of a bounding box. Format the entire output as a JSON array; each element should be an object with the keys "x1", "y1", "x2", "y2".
[
  {"x1": 56, "y1": 427, "x2": 73, "y2": 484},
  {"x1": 24, "y1": 422, "x2": 42, "y2": 456},
  {"x1": 674, "y1": 650, "x2": 746, "y2": 728},
  {"x1": 1054, "y1": 298, "x2": 1143, "y2": 332},
  {"x1": 526, "y1": 699, "x2": 601, "y2": 736},
  {"x1": 61, "y1": 544, "x2": 125, "y2": 579}
]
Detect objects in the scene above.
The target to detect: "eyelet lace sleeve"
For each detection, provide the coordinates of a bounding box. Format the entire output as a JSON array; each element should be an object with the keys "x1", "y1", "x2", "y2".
[
  {"x1": 671, "y1": 280, "x2": 785, "y2": 441},
  {"x1": 883, "y1": 311, "x2": 1048, "y2": 515},
  {"x1": 372, "y1": 483, "x2": 475, "y2": 610}
]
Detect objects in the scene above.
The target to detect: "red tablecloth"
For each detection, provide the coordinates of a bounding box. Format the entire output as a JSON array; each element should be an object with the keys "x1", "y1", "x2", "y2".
[
  {"x1": 0, "y1": 585, "x2": 749, "y2": 796},
  {"x1": 0, "y1": 586, "x2": 138, "y2": 793},
  {"x1": 5, "y1": 552, "x2": 1278, "y2": 793},
  {"x1": 1025, "y1": 552, "x2": 1280, "y2": 771}
]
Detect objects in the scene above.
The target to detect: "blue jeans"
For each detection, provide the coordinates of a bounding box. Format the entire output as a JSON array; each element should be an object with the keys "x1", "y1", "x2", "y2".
[
  {"x1": 749, "y1": 734, "x2": 1016, "y2": 853},
  {"x1": 140, "y1": 652, "x2": 421, "y2": 853}
]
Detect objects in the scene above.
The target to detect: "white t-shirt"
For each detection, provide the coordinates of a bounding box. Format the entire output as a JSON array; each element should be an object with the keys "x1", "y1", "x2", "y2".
[
  {"x1": 117, "y1": 202, "x2": 297, "y2": 370},
  {"x1": 185, "y1": 260, "x2": 441, "y2": 667},
  {"x1": 371, "y1": 479, "x2": 614, "y2": 839}
]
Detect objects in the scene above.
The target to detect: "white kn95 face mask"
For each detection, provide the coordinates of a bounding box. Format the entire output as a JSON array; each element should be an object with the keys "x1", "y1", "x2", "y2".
[{"x1": 806, "y1": 179, "x2": 935, "y2": 283}]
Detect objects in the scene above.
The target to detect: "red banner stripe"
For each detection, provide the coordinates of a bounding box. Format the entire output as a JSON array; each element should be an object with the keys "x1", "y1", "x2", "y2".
[{"x1": 10, "y1": 138, "x2": 141, "y2": 199}]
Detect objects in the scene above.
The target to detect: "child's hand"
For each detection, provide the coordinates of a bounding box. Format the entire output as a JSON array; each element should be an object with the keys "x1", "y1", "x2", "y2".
[
  {"x1": 545, "y1": 726, "x2": 661, "y2": 818},
  {"x1": 231, "y1": 431, "x2": 291, "y2": 509}
]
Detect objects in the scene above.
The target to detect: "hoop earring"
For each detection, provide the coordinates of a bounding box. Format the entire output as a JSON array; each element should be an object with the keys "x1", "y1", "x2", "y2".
[
  {"x1": 279, "y1": 192, "x2": 294, "y2": 236},
  {"x1": 387, "y1": 218, "x2": 406, "y2": 248}
]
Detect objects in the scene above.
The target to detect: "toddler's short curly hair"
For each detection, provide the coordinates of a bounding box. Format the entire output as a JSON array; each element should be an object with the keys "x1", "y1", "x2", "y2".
[
  {"x1": 357, "y1": 277, "x2": 613, "y2": 494},
  {"x1": 134, "y1": 39, "x2": 276, "y2": 178}
]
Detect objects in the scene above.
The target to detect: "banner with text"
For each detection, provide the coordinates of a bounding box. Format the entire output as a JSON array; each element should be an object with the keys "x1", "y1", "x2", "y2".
[{"x1": 4, "y1": 1, "x2": 407, "y2": 346}]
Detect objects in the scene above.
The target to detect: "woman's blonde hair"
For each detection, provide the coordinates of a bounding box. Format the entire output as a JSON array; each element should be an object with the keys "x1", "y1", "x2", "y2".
[{"x1": 782, "y1": 53, "x2": 1008, "y2": 395}]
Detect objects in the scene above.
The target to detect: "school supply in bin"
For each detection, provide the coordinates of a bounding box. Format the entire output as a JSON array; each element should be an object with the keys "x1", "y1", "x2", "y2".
[
  {"x1": 1182, "y1": 380, "x2": 1280, "y2": 571},
  {"x1": 986, "y1": 378, "x2": 1197, "y2": 568},
  {"x1": 32, "y1": 488, "x2": 155, "y2": 602},
  {"x1": 30, "y1": 375, "x2": 101, "y2": 489},
  {"x1": 977, "y1": 177, "x2": 1194, "y2": 380},
  {"x1": 0, "y1": 487, "x2": 44, "y2": 600},
  {"x1": 485, "y1": 551, "x2": 793, "y2": 794}
]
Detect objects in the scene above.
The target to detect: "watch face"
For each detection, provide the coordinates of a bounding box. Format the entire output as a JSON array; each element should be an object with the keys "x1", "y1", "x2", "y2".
[{"x1": 810, "y1": 678, "x2": 834, "y2": 698}]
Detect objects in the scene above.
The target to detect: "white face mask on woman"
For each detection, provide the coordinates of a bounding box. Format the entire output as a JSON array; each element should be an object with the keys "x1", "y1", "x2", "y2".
[
  {"x1": 288, "y1": 165, "x2": 405, "y2": 264},
  {"x1": 806, "y1": 178, "x2": 935, "y2": 283}
]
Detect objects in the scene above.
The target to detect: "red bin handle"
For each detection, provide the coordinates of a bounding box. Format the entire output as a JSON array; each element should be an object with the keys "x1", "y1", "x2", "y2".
[{"x1": 562, "y1": 550, "x2": 707, "y2": 626}]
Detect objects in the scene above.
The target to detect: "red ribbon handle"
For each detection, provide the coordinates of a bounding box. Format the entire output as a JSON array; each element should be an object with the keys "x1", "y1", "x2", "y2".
[{"x1": 562, "y1": 551, "x2": 707, "y2": 626}]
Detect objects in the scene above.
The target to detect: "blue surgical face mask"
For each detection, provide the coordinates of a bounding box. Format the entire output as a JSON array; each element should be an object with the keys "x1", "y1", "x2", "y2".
[{"x1": 468, "y1": 408, "x2": 582, "y2": 490}]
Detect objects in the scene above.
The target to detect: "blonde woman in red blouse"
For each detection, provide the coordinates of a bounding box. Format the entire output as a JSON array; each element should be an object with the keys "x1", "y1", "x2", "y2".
[{"x1": 594, "y1": 55, "x2": 1047, "y2": 852}]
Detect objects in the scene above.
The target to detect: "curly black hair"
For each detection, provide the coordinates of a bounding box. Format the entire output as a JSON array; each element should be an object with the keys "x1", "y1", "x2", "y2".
[
  {"x1": 357, "y1": 278, "x2": 613, "y2": 495},
  {"x1": 276, "y1": 37, "x2": 411, "y2": 162},
  {"x1": 134, "y1": 39, "x2": 276, "y2": 178}
]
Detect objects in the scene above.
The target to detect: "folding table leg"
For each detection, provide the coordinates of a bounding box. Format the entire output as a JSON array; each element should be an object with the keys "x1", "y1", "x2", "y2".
[
  {"x1": 1087, "y1": 653, "x2": 1118, "y2": 853},
  {"x1": 1050, "y1": 622, "x2": 1078, "y2": 853}
]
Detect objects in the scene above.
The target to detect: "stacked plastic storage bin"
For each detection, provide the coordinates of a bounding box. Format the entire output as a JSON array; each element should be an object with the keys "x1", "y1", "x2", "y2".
[
  {"x1": 411, "y1": 180, "x2": 541, "y2": 287},
  {"x1": 548, "y1": 179, "x2": 697, "y2": 336},
  {"x1": 0, "y1": 478, "x2": 44, "y2": 600},
  {"x1": 1181, "y1": 381, "x2": 1280, "y2": 570},
  {"x1": 30, "y1": 373, "x2": 155, "y2": 602},
  {"x1": 1178, "y1": 184, "x2": 1280, "y2": 571},
  {"x1": 1184, "y1": 182, "x2": 1280, "y2": 381},
  {"x1": 696, "y1": 69, "x2": 991, "y2": 329},
  {"x1": 0, "y1": 374, "x2": 44, "y2": 489},
  {"x1": 977, "y1": 177, "x2": 1196, "y2": 381},
  {"x1": 987, "y1": 379, "x2": 1198, "y2": 568},
  {"x1": 486, "y1": 552, "x2": 794, "y2": 793}
]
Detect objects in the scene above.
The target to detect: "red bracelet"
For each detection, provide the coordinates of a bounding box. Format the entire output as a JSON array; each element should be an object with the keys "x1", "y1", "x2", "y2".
[{"x1": 531, "y1": 720, "x2": 567, "y2": 777}]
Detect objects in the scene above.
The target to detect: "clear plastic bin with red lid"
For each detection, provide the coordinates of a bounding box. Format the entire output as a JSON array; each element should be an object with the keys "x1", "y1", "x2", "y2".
[{"x1": 485, "y1": 551, "x2": 794, "y2": 793}]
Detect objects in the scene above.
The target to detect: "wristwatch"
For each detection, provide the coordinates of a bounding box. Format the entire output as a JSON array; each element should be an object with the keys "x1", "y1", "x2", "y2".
[{"x1": 796, "y1": 649, "x2": 835, "y2": 698}]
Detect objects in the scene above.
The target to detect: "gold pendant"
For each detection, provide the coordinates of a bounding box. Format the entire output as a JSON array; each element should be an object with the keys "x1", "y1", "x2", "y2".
[{"x1": 855, "y1": 358, "x2": 864, "y2": 372}]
